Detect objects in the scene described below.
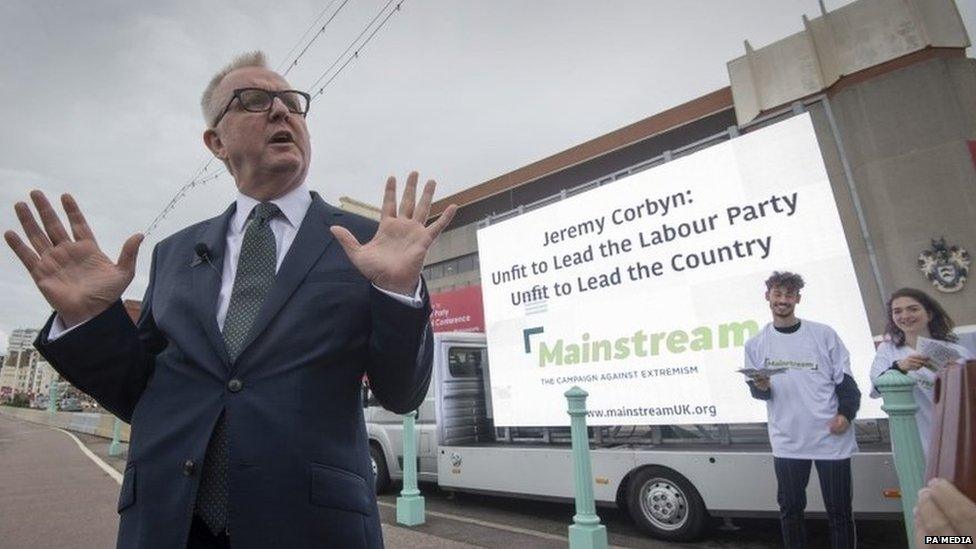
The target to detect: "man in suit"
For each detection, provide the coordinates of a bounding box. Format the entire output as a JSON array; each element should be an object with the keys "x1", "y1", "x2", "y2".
[{"x1": 4, "y1": 51, "x2": 457, "y2": 548}]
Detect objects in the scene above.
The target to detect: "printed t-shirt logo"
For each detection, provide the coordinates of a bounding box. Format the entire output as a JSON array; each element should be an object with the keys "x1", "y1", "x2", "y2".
[{"x1": 764, "y1": 358, "x2": 818, "y2": 371}]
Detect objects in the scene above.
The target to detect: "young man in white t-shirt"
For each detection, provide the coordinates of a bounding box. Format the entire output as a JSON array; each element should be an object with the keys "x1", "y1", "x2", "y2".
[{"x1": 744, "y1": 271, "x2": 861, "y2": 549}]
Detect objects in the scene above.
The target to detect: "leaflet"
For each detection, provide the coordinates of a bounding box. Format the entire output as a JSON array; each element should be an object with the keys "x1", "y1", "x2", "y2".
[
  {"x1": 736, "y1": 367, "x2": 789, "y2": 380},
  {"x1": 916, "y1": 337, "x2": 962, "y2": 371}
]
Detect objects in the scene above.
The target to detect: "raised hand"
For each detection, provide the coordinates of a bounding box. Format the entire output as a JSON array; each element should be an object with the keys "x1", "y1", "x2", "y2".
[
  {"x1": 4, "y1": 191, "x2": 144, "y2": 328},
  {"x1": 330, "y1": 172, "x2": 457, "y2": 295}
]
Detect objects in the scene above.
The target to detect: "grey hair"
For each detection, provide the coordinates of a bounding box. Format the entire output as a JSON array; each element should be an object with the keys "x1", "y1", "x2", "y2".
[{"x1": 201, "y1": 51, "x2": 269, "y2": 128}]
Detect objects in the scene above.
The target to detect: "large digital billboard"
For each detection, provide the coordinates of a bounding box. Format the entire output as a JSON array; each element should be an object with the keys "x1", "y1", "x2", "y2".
[{"x1": 477, "y1": 113, "x2": 880, "y2": 426}]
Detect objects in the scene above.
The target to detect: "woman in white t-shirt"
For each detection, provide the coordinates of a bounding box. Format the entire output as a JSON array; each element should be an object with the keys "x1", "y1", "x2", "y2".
[{"x1": 869, "y1": 287, "x2": 973, "y2": 456}]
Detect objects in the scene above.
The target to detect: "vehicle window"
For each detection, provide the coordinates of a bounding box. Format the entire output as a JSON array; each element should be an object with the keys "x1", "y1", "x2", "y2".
[{"x1": 448, "y1": 347, "x2": 487, "y2": 378}]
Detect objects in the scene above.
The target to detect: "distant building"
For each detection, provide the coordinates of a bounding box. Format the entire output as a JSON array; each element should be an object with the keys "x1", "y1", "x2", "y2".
[
  {"x1": 0, "y1": 310, "x2": 151, "y2": 406},
  {"x1": 0, "y1": 352, "x2": 24, "y2": 401},
  {"x1": 338, "y1": 196, "x2": 381, "y2": 221},
  {"x1": 0, "y1": 328, "x2": 41, "y2": 402},
  {"x1": 423, "y1": 0, "x2": 976, "y2": 335},
  {"x1": 30, "y1": 356, "x2": 60, "y2": 401},
  {"x1": 6, "y1": 328, "x2": 38, "y2": 353}
]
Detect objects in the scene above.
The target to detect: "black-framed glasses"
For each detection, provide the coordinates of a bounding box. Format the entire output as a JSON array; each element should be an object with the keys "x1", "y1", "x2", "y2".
[{"x1": 213, "y1": 88, "x2": 311, "y2": 127}]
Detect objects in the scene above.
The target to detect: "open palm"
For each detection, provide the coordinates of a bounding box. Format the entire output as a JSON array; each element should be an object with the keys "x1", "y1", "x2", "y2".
[
  {"x1": 330, "y1": 172, "x2": 457, "y2": 295},
  {"x1": 4, "y1": 191, "x2": 143, "y2": 327}
]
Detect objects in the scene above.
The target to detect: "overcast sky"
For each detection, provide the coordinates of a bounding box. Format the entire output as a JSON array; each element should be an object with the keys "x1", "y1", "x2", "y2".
[{"x1": 2, "y1": 0, "x2": 975, "y2": 351}]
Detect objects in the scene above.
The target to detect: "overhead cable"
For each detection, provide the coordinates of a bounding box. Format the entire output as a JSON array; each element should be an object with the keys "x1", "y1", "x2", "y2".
[
  {"x1": 280, "y1": 0, "x2": 353, "y2": 77},
  {"x1": 308, "y1": 0, "x2": 404, "y2": 100},
  {"x1": 148, "y1": 1, "x2": 407, "y2": 236},
  {"x1": 145, "y1": 158, "x2": 225, "y2": 236}
]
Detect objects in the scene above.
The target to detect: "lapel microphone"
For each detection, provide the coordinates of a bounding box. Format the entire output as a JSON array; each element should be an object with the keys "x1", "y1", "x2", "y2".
[{"x1": 192, "y1": 242, "x2": 219, "y2": 273}]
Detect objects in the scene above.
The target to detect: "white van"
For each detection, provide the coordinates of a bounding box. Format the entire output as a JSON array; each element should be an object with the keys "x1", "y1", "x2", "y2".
[{"x1": 365, "y1": 332, "x2": 901, "y2": 541}]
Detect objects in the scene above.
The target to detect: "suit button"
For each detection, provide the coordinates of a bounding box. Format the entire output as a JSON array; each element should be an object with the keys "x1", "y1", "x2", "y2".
[
  {"x1": 183, "y1": 459, "x2": 195, "y2": 476},
  {"x1": 227, "y1": 378, "x2": 243, "y2": 392}
]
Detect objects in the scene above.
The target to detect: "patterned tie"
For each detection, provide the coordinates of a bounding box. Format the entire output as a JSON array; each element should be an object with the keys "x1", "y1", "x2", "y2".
[{"x1": 196, "y1": 202, "x2": 280, "y2": 535}]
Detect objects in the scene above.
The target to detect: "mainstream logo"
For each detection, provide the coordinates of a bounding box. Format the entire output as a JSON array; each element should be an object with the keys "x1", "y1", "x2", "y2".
[
  {"x1": 763, "y1": 358, "x2": 817, "y2": 371},
  {"x1": 524, "y1": 320, "x2": 760, "y2": 368}
]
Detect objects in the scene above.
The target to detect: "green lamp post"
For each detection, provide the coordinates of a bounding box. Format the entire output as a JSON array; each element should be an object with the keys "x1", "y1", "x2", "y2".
[
  {"x1": 47, "y1": 381, "x2": 58, "y2": 414},
  {"x1": 876, "y1": 369, "x2": 925, "y2": 548},
  {"x1": 396, "y1": 409, "x2": 425, "y2": 526},
  {"x1": 565, "y1": 386, "x2": 608, "y2": 549},
  {"x1": 109, "y1": 417, "x2": 124, "y2": 456}
]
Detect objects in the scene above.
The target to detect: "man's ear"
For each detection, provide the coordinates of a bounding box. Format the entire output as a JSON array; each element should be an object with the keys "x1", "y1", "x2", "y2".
[
  {"x1": 795, "y1": 293, "x2": 802, "y2": 304},
  {"x1": 203, "y1": 128, "x2": 225, "y2": 160},
  {"x1": 764, "y1": 289, "x2": 771, "y2": 303}
]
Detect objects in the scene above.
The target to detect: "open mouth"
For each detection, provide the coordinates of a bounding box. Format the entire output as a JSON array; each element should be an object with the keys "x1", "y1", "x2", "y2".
[{"x1": 269, "y1": 131, "x2": 294, "y2": 145}]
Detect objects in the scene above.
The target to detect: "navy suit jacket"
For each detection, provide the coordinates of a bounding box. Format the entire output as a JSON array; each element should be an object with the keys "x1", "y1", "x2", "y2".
[{"x1": 35, "y1": 193, "x2": 433, "y2": 548}]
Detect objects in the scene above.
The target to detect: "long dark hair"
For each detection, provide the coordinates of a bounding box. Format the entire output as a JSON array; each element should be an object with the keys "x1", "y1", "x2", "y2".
[{"x1": 885, "y1": 287, "x2": 957, "y2": 347}]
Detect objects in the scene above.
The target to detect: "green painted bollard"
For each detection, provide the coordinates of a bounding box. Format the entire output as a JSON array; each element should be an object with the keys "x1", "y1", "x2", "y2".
[
  {"x1": 565, "y1": 386, "x2": 608, "y2": 549},
  {"x1": 396, "y1": 410, "x2": 425, "y2": 526},
  {"x1": 877, "y1": 370, "x2": 925, "y2": 548},
  {"x1": 109, "y1": 418, "x2": 123, "y2": 457},
  {"x1": 47, "y1": 383, "x2": 58, "y2": 414}
]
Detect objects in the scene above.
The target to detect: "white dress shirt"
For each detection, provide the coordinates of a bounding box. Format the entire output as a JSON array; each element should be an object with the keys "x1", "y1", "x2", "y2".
[
  {"x1": 50, "y1": 183, "x2": 421, "y2": 339},
  {"x1": 216, "y1": 183, "x2": 421, "y2": 329}
]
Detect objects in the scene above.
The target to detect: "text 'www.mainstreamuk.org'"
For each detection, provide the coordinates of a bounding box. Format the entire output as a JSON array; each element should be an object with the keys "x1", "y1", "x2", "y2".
[{"x1": 586, "y1": 402, "x2": 718, "y2": 419}]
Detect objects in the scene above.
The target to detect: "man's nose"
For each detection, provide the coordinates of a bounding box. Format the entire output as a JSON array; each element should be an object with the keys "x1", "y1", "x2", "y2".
[{"x1": 268, "y1": 96, "x2": 290, "y2": 120}]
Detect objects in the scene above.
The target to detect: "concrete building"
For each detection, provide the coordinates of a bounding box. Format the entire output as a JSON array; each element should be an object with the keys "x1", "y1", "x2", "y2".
[
  {"x1": 0, "y1": 351, "x2": 27, "y2": 401},
  {"x1": 0, "y1": 347, "x2": 35, "y2": 400},
  {"x1": 0, "y1": 355, "x2": 14, "y2": 400},
  {"x1": 0, "y1": 328, "x2": 67, "y2": 404},
  {"x1": 0, "y1": 328, "x2": 40, "y2": 401},
  {"x1": 6, "y1": 327, "x2": 39, "y2": 353},
  {"x1": 423, "y1": 0, "x2": 976, "y2": 336},
  {"x1": 338, "y1": 196, "x2": 382, "y2": 221},
  {"x1": 29, "y1": 356, "x2": 59, "y2": 401}
]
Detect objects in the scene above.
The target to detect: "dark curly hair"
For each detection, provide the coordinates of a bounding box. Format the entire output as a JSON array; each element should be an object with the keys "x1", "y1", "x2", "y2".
[
  {"x1": 884, "y1": 287, "x2": 957, "y2": 347},
  {"x1": 764, "y1": 271, "x2": 805, "y2": 294}
]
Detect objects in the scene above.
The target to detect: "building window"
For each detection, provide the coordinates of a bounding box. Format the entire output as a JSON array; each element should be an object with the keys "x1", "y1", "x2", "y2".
[
  {"x1": 425, "y1": 253, "x2": 481, "y2": 279},
  {"x1": 448, "y1": 347, "x2": 487, "y2": 378},
  {"x1": 426, "y1": 264, "x2": 444, "y2": 280}
]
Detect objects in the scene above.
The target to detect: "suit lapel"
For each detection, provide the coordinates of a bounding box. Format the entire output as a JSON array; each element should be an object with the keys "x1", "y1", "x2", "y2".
[
  {"x1": 232, "y1": 192, "x2": 341, "y2": 368},
  {"x1": 191, "y1": 203, "x2": 235, "y2": 370}
]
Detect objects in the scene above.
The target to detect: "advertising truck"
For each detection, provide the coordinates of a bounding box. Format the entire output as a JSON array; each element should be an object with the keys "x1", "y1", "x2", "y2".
[{"x1": 365, "y1": 112, "x2": 906, "y2": 541}]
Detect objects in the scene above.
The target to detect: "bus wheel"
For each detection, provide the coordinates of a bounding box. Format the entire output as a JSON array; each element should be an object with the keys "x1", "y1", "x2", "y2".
[
  {"x1": 627, "y1": 466, "x2": 708, "y2": 541},
  {"x1": 370, "y1": 443, "x2": 391, "y2": 494}
]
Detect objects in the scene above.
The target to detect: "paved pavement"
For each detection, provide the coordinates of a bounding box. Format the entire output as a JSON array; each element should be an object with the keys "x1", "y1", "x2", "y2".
[
  {"x1": 0, "y1": 414, "x2": 119, "y2": 548},
  {"x1": 1, "y1": 412, "x2": 907, "y2": 548},
  {"x1": 379, "y1": 484, "x2": 906, "y2": 549},
  {"x1": 0, "y1": 413, "x2": 485, "y2": 548}
]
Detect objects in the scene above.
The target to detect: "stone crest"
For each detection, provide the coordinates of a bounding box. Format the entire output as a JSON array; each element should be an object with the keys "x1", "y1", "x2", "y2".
[{"x1": 918, "y1": 238, "x2": 970, "y2": 293}]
